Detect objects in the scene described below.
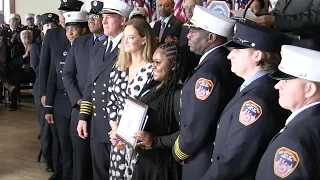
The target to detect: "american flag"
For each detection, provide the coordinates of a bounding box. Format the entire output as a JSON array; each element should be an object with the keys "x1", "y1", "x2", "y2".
[
  {"x1": 123, "y1": 0, "x2": 158, "y2": 22},
  {"x1": 174, "y1": 0, "x2": 187, "y2": 23}
]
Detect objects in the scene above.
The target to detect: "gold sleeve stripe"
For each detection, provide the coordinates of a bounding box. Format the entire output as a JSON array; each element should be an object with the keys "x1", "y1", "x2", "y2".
[
  {"x1": 80, "y1": 109, "x2": 92, "y2": 113},
  {"x1": 174, "y1": 136, "x2": 190, "y2": 160},
  {"x1": 81, "y1": 107, "x2": 92, "y2": 111},
  {"x1": 80, "y1": 111, "x2": 91, "y2": 115},
  {"x1": 81, "y1": 101, "x2": 92, "y2": 105}
]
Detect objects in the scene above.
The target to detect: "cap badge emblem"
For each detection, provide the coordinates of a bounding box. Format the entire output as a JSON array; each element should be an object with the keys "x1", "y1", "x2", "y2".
[
  {"x1": 48, "y1": 14, "x2": 52, "y2": 18},
  {"x1": 63, "y1": 51, "x2": 68, "y2": 56},
  {"x1": 63, "y1": 0, "x2": 67, "y2": 2},
  {"x1": 93, "y1": 1, "x2": 97, "y2": 6}
]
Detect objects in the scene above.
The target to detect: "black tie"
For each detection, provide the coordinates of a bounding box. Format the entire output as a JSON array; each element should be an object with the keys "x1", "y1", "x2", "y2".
[
  {"x1": 105, "y1": 40, "x2": 113, "y2": 57},
  {"x1": 94, "y1": 38, "x2": 99, "y2": 44}
]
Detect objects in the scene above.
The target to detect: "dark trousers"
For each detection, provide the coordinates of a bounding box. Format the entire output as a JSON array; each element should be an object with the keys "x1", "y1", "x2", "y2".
[
  {"x1": 70, "y1": 108, "x2": 93, "y2": 180},
  {"x1": 51, "y1": 113, "x2": 73, "y2": 180},
  {"x1": 10, "y1": 85, "x2": 19, "y2": 108},
  {"x1": 90, "y1": 140, "x2": 111, "y2": 180},
  {"x1": 34, "y1": 96, "x2": 53, "y2": 168}
]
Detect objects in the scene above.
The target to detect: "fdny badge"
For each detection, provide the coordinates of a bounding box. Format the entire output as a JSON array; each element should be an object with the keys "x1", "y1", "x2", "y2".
[
  {"x1": 93, "y1": 1, "x2": 97, "y2": 6},
  {"x1": 195, "y1": 78, "x2": 214, "y2": 100},
  {"x1": 63, "y1": 0, "x2": 67, "y2": 2},
  {"x1": 239, "y1": 100, "x2": 262, "y2": 126},
  {"x1": 274, "y1": 147, "x2": 300, "y2": 178},
  {"x1": 48, "y1": 14, "x2": 52, "y2": 18},
  {"x1": 63, "y1": 51, "x2": 68, "y2": 56}
]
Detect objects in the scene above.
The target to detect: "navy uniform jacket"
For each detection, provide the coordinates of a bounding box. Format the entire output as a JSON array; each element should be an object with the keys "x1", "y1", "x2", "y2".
[
  {"x1": 79, "y1": 39, "x2": 118, "y2": 143},
  {"x1": 40, "y1": 27, "x2": 67, "y2": 97},
  {"x1": 30, "y1": 41, "x2": 42, "y2": 96},
  {"x1": 172, "y1": 47, "x2": 243, "y2": 180},
  {"x1": 256, "y1": 103, "x2": 320, "y2": 180},
  {"x1": 201, "y1": 75, "x2": 289, "y2": 180},
  {"x1": 153, "y1": 15, "x2": 182, "y2": 43},
  {"x1": 63, "y1": 34, "x2": 95, "y2": 108},
  {"x1": 44, "y1": 38, "x2": 72, "y2": 118}
]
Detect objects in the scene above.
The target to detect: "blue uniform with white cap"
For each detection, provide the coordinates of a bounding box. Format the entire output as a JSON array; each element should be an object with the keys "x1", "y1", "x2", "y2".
[
  {"x1": 256, "y1": 45, "x2": 320, "y2": 180},
  {"x1": 200, "y1": 21, "x2": 289, "y2": 180},
  {"x1": 172, "y1": 6, "x2": 243, "y2": 180},
  {"x1": 44, "y1": 10, "x2": 88, "y2": 180}
]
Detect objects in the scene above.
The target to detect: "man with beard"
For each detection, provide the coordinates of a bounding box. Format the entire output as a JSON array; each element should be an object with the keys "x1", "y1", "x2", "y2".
[{"x1": 62, "y1": 1, "x2": 106, "y2": 179}]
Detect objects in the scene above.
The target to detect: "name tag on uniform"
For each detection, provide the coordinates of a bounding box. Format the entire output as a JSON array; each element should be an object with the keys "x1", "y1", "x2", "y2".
[{"x1": 60, "y1": 62, "x2": 65, "y2": 65}]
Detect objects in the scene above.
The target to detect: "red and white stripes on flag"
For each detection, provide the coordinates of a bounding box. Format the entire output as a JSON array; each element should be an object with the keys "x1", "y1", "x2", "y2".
[{"x1": 174, "y1": 0, "x2": 187, "y2": 23}]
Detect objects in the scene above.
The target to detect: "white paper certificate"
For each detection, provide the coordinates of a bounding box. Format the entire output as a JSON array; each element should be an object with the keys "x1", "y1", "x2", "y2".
[{"x1": 116, "y1": 97, "x2": 148, "y2": 147}]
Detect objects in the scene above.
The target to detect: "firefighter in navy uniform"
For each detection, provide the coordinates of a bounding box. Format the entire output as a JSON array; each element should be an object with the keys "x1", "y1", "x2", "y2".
[
  {"x1": 62, "y1": 1, "x2": 105, "y2": 179},
  {"x1": 39, "y1": 0, "x2": 83, "y2": 114},
  {"x1": 44, "y1": 11, "x2": 89, "y2": 180},
  {"x1": 200, "y1": 22, "x2": 290, "y2": 180},
  {"x1": 22, "y1": 13, "x2": 41, "y2": 43},
  {"x1": 30, "y1": 12, "x2": 59, "y2": 173},
  {"x1": 256, "y1": 46, "x2": 320, "y2": 180},
  {"x1": 76, "y1": 0, "x2": 133, "y2": 179},
  {"x1": 172, "y1": 5, "x2": 243, "y2": 180}
]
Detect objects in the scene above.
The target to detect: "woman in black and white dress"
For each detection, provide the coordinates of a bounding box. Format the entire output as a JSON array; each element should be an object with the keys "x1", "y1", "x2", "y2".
[{"x1": 107, "y1": 18, "x2": 157, "y2": 180}]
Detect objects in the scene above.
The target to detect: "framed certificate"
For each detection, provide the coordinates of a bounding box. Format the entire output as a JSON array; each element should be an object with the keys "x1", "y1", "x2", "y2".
[{"x1": 116, "y1": 97, "x2": 148, "y2": 148}]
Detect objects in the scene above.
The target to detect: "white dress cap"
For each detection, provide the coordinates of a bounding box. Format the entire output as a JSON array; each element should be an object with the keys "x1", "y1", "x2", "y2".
[
  {"x1": 129, "y1": 7, "x2": 146, "y2": 19},
  {"x1": 100, "y1": 0, "x2": 133, "y2": 19},
  {"x1": 190, "y1": 5, "x2": 235, "y2": 37},
  {"x1": 279, "y1": 45, "x2": 320, "y2": 82},
  {"x1": 63, "y1": 11, "x2": 88, "y2": 24}
]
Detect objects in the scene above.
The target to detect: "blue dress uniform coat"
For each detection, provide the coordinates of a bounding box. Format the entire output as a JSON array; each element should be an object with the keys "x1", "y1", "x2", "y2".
[
  {"x1": 172, "y1": 47, "x2": 243, "y2": 180},
  {"x1": 63, "y1": 33, "x2": 100, "y2": 180},
  {"x1": 30, "y1": 41, "x2": 53, "y2": 170},
  {"x1": 256, "y1": 103, "x2": 320, "y2": 179},
  {"x1": 39, "y1": 27, "x2": 67, "y2": 97},
  {"x1": 201, "y1": 75, "x2": 289, "y2": 180},
  {"x1": 78, "y1": 39, "x2": 119, "y2": 179},
  {"x1": 44, "y1": 36, "x2": 73, "y2": 179}
]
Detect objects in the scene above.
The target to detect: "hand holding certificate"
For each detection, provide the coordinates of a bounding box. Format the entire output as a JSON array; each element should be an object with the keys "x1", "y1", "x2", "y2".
[{"x1": 116, "y1": 97, "x2": 148, "y2": 148}]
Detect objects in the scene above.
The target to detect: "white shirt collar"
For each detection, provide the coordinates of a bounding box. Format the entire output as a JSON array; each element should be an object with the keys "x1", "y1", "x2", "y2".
[
  {"x1": 160, "y1": 14, "x2": 173, "y2": 25},
  {"x1": 285, "y1": 101, "x2": 320, "y2": 126},
  {"x1": 198, "y1": 43, "x2": 228, "y2": 65},
  {"x1": 108, "y1": 32, "x2": 123, "y2": 52}
]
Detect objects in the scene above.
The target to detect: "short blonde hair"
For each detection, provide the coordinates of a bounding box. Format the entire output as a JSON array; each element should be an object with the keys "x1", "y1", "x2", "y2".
[{"x1": 117, "y1": 18, "x2": 157, "y2": 71}]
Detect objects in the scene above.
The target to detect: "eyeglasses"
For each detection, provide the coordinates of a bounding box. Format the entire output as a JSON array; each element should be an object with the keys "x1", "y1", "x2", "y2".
[{"x1": 86, "y1": 14, "x2": 101, "y2": 19}]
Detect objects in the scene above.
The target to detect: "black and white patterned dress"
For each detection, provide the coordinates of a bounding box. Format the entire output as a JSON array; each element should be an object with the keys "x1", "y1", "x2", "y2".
[{"x1": 107, "y1": 63, "x2": 153, "y2": 180}]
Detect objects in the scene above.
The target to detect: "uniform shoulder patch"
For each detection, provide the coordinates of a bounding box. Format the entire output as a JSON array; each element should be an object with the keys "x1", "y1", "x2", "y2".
[
  {"x1": 239, "y1": 100, "x2": 262, "y2": 126},
  {"x1": 194, "y1": 78, "x2": 214, "y2": 100},
  {"x1": 274, "y1": 147, "x2": 300, "y2": 178}
]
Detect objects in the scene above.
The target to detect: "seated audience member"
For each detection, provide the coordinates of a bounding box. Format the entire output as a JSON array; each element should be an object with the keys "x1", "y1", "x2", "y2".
[
  {"x1": 132, "y1": 43, "x2": 183, "y2": 180},
  {"x1": 20, "y1": 30, "x2": 35, "y2": 84},
  {"x1": 248, "y1": 0, "x2": 265, "y2": 15},
  {"x1": 129, "y1": 7, "x2": 147, "y2": 20}
]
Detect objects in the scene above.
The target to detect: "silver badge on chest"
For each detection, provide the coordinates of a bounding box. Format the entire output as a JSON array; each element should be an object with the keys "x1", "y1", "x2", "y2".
[{"x1": 63, "y1": 51, "x2": 68, "y2": 56}]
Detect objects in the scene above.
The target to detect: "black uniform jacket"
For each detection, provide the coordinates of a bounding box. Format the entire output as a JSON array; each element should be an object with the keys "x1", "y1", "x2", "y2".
[
  {"x1": 39, "y1": 27, "x2": 67, "y2": 97},
  {"x1": 79, "y1": 39, "x2": 120, "y2": 143},
  {"x1": 256, "y1": 103, "x2": 320, "y2": 180},
  {"x1": 44, "y1": 36, "x2": 72, "y2": 118},
  {"x1": 173, "y1": 47, "x2": 243, "y2": 180},
  {"x1": 30, "y1": 41, "x2": 42, "y2": 96},
  {"x1": 201, "y1": 75, "x2": 289, "y2": 180},
  {"x1": 63, "y1": 33, "x2": 95, "y2": 108}
]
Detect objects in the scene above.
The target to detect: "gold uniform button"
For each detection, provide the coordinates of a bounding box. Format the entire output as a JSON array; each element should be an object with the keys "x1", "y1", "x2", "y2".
[
  {"x1": 103, "y1": 116, "x2": 106, "y2": 119},
  {"x1": 103, "y1": 84, "x2": 106, "y2": 87},
  {"x1": 94, "y1": 113, "x2": 96, "y2": 116},
  {"x1": 93, "y1": 98, "x2": 96, "y2": 101},
  {"x1": 102, "y1": 100, "x2": 105, "y2": 102},
  {"x1": 93, "y1": 90, "x2": 96, "y2": 94},
  {"x1": 94, "y1": 82, "x2": 96, "y2": 86},
  {"x1": 93, "y1": 106, "x2": 96, "y2": 109},
  {"x1": 103, "y1": 108, "x2": 105, "y2": 111},
  {"x1": 102, "y1": 92, "x2": 105, "y2": 95}
]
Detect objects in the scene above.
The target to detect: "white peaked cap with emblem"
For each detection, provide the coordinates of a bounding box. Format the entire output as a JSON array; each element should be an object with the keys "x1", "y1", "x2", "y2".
[
  {"x1": 129, "y1": 7, "x2": 146, "y2": 19},
  {"x1": 190, "y1": 5, "x2": 235, "y2": 37},
  {"x1": 63, "y1": 11, "x2": 88, "y2": 24},
  {"x1": 270, "y1": 45, "x2": 320, "y2": 82},
  {"x1": 100, "y1": 0, "x2": 133, "y2": 19},
  {"x1": 25, "y1": 13, "x2": 35, "y2": 19}
]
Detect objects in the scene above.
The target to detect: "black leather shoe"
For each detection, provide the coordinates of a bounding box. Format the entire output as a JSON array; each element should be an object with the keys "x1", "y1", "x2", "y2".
[{"x1": 48, "y1": 173, "x2": 61, "y2": 180}]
